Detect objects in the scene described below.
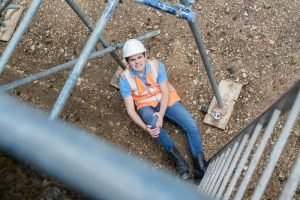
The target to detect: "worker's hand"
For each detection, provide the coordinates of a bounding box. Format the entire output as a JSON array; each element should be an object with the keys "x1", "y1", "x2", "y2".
[
  {"x1": 153, "y1": 112, "x2": 163, "y2": 128},
  {"x1": 145, "y1": 126, "x2": 160, "y2": 138}
]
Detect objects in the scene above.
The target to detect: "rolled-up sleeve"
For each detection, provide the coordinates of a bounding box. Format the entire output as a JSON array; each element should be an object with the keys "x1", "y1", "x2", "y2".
[
  {"x1": 157, "y1": 62, "x2": 168, "y2": 84},
  {"x1": 119, "y1": 77, "x2": 132, "y2": 99}
]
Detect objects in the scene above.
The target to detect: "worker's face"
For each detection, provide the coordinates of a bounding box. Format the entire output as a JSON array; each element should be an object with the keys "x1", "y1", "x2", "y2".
[{"x1": 127, "y1": 53, "x2": 146, "y2": 72}]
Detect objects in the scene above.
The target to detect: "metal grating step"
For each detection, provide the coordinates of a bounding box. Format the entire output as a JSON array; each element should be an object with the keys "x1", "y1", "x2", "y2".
[{"x1": 200, "y1": 81, "x2": 300, "y2": 200}]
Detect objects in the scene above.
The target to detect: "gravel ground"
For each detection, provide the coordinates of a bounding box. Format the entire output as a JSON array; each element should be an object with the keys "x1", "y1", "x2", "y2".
[{"x1": 0, "y1": 0, "x2": 299, "y2": 199}]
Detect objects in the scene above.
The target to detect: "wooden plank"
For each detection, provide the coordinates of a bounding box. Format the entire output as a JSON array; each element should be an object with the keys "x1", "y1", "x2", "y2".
[
  {"x1": 203, "y1": 80, "x2": 243, "y2": 130},
  {"x1": 109, "y1": 66, "x2": 123, "y2": 89},
  {"x1": 0, "y1": 6, "x2": 24, "y2": 41}
]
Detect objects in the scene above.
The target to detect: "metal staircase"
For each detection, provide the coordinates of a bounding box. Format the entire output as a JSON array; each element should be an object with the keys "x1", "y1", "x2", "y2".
[
  {"x1": 199, "y1": 80, "x2": 300, "y2": 200},
  {"x1": 0, "y1": 0, "x2": 299, "y2": 199}
]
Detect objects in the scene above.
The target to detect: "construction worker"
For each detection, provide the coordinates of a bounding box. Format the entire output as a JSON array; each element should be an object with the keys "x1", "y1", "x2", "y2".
[{"x1": 119, "y1": 39, "x2": 207, "y2": 181}]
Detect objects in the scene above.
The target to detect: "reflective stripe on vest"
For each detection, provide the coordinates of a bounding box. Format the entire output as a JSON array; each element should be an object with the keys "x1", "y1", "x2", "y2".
[{"x1": 123, "y1": 60, "x2": 180, "y2": 109}]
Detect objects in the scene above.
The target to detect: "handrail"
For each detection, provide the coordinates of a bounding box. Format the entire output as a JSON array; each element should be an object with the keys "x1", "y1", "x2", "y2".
[
  {"x1": 0, "y1": 93, "x2": 211, "y2": 200},
  {"x1": 208, "y1": 80, "x2": 300, "y2": 162}
]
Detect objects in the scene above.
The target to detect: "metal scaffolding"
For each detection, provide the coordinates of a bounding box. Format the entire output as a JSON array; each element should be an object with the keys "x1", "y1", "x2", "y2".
[
  {"x1": 1, "y1": 1, "x2": 299, "y2": 199},
  {"x1": 0, "y1": 93, "x2": 211, "y2": 200},
  {"x1": 0, "y1": 0, "x2": 222, "y2": 198},
  {"x1": 199, "y1": 81, "x2": 300, "y2": 200},
  {"x1": 0, "y1": 0, "x2": 223, "y2": 120},
  {"x1": 0, "y1": 0, "x2": 43, "y2": 74}
]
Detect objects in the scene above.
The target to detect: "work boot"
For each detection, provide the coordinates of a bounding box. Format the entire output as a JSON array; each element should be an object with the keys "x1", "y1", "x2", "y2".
[
  {"x1": 168, "y1": 147, "x2": 191, "y2": 180},
  {"x1": 192, "y1": 153, "x2": 207, "y2": 183}
]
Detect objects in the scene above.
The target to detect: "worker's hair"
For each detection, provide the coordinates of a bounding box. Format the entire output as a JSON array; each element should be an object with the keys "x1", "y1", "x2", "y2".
[{"x1": 125, "y1": 52, "x2": 146, "y2": 63}]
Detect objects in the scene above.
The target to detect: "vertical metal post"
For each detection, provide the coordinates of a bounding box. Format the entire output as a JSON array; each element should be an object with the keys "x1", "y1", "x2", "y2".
[
  {"x1": 223, "y1": 123, "x2": 263, "y2": 200},
  {"x1": 64, "y1": 0, "x2": 94, "y2": 31},
  {"x1": 252, "y1": 91, "x2": 300, "y2": 200},
  {"x1": 64, "y1": 0, "x2": 126, "y2": 69},
  {"x1": 279, "y1": 154, "x2": 300, "y2": 200},
  {"x1": 0, "y1": 0, "x2": 44, "y2": 75},
  {"x1": 234, "y1": 109, "x2": 281, "y2": 200},
  {"x1": 50, "y1": 0, "x2": 119, "y2": 120},
  {"x1": 180, "y1": 0, "x2": 223, "y2": 108}
]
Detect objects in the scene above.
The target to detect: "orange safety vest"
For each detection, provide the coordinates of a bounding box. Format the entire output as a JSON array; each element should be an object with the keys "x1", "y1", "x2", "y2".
[{"x1": 122, "y1": 60, "x2": 180, "y2": 110}]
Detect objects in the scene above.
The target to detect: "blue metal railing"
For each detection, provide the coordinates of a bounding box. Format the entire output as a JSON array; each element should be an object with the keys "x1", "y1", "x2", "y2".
[
  {"x1": 0, "y1": 0, "x2": 43, "y2": 74},
  {"x1": 0, "y1": 30, "x2": 160, "y2": 92},
  {"x1": 0, "y1": 0, "x2": 12, "y2": 16},
  {"x1": 49, "y1": 0, "x2": 119, "y2": 120},
  {"x1": 136, "y1": 0, "x2": 223, "y2": 108},
  {"x1": 64, "y1": 0, "x2": 126, "y2": 69},
  {"x1": 0, "y1": 93, "x2": 211, "y2": 200},
  {"x1": 0, "y1": 0, "x2": 223, "y2": 117},
  {"x1": 136, "y1": 0, "x2": 196, "y2": 22},
  {"x1": 199, "y1": 80, "x2": 300, "y2": 200}
]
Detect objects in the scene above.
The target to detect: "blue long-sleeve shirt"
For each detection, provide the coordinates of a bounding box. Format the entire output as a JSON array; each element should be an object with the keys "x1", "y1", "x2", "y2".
[{"x1": 119, "y1": 62, "x2": 168, "y2": 99}]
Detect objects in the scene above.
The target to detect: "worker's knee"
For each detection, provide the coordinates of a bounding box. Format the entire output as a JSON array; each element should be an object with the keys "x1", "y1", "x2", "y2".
[
  {"x1": 138, "y1": 106, "x2": 156, "y2": 125},
  {"x1": 155, "y1": 132, "x2": 175, "y2": 152}
]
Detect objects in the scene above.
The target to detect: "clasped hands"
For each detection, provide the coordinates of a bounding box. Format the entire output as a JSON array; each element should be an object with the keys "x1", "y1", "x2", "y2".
[{"x1": 145, "y1": 112, "x2": 163, "y2": 138}]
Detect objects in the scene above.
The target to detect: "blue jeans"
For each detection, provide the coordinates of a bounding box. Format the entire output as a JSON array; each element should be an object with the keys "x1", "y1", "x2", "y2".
[{"x1": 138, "y1": 102, "x2": 204, "y2": 157}]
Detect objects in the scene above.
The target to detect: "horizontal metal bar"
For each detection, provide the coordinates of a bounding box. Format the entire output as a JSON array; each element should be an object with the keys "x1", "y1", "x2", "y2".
[
  {"x1": 201, "y1": 155, "x2": 223, "y2": 193},
  {"x1": 252, "y1": 90, "x2": 300, "y2": 200},
  {"x1": 6, "y1": 4, "x2": 18, "y2": 10},
  {"x1": 0, "y1": 30, "x2": 160, "y2": 92},
  {"x1": 135, "y1": 0, "x2": 196, "y2": 22},
  {"x1": 0, "y1": 0, "x2": 12, "y2": 15},
  {"x1": 209, "y1": 80, "x2": 300, "y2": 162},
  {"x1": 180, "y1": 0, "x2": 197, "y2": 7},
  {"x1": 198, "y1": 156, "x2": 218, "y2": 191},
  {"x1": 208, "y1": 146, "x2": 234, "y2": 194},
  {"x1": 279, "y1": 154, "x2": 300, "y2": 200},
  {"x1": 206, "y1": 147, "x2": 232, "y2": 194},
  {"x1": 223, "y1": 123, "x2": 263, "y2": 200},
  {"x1": 0, "y1": 94, "x2": 210, "y2": 200},
  {"x1": 216, "y1": 134, "x2": 249, "y2": 199},
  {"x1": 64, "y1": 0, "x2": 126, "y2": 69},
  {"x1": 234, "y1": 109, "x2": 281, "y2": 200},
  {"x1": 0, "y1": 0, "x2": 43, "y2": 75},
  {"x1": 0, "y1": 21, "x2": 6, "y2": 27},
  {"x1": 50, "y1": 0, "x2": 119, "y2": 120},
  {"x1": 211, "y1": 140, "x2": 240, "y2": 197},
  {"x1": 204, "y1": 153, "x2": 228, "y2": 193},
  {"x1": 0, "y1": 47, "x2": 113, "y2": 91}
]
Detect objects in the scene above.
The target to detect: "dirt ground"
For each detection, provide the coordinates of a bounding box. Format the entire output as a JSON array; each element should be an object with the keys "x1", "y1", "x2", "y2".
[{"x1": 0, "y1": 0, "x2": 299, "y2": 199}]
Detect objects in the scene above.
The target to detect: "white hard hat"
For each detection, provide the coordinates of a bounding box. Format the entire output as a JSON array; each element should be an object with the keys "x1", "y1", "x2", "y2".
[{"x1": 122, "y1": 39, "x2": 146, "y2": 58}]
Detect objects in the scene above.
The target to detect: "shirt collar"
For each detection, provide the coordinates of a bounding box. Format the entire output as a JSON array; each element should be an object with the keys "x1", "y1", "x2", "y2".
[{"x1": 130, "y1": 63, "x2": 151, "y2": 78}]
